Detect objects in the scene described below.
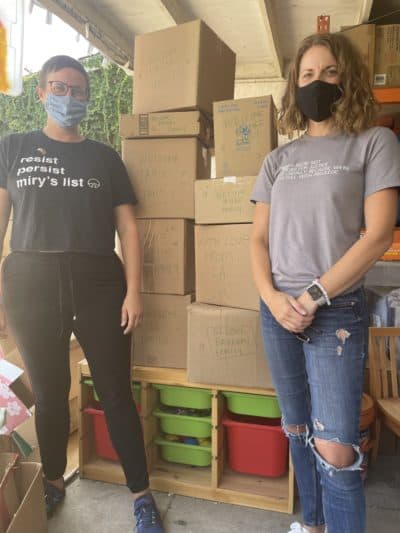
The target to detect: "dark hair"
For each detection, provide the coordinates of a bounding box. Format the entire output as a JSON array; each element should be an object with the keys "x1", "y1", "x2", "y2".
[
  {"x1": 38, "y1": 55, "x2": 90, "y2": 97},
  {"x1": 278, "y1": 32, "x2": 377, "y2": 138}
]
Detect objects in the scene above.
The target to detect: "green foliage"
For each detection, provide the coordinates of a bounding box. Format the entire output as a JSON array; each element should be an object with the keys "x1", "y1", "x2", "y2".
[{"x1": 0, "y1": 54, "x2": 132, "y2": 153}]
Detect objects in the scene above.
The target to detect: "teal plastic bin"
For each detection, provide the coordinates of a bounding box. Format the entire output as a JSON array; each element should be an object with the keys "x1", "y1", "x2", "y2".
[
  {"x1": 155, "y1": 437, "x2": 211, "y2": 467},
  {"x1": 223, "y1": 391, "x2": 281, "y2": 418},
  {"x1": 153, "y1": 384, "x2": 212, "y2": 409},
  {"x1": 153, "y1": 408, "x2": 211, "y2": 438}
]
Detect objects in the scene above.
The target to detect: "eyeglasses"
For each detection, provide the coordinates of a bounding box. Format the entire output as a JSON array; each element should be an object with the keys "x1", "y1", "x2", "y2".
[{"x1": 47, "y1": 80, "x2": 88, "y2": 101}]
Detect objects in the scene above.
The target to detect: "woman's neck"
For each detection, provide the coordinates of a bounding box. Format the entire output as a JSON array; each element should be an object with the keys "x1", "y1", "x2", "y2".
[
  {"x1": 42, "y1": 120, "x2": 84, "y2": 143},
  {"x1": 306, "y1": 117, "x2": 337, "y2": 137}
]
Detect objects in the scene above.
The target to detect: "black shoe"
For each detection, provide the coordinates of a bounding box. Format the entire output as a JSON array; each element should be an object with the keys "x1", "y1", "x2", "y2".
[{"x1": 43, "y1": 479, "x2": 66, "y2": 516}]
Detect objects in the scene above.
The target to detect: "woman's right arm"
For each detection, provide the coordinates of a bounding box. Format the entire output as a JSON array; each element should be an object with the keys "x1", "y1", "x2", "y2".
[
  {"x1": 250, "y1": 202, "x2": 313, "y2": 333},
  {"x1": 0, "y1": 188, "x2": 11, "y2": 256},
  {"x1": 0, "y1": 188, "x2": 11, "y2": 338}
]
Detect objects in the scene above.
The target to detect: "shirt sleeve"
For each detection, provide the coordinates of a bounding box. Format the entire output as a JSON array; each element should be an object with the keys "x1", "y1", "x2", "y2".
[
  {"x1": 364, "y1": 127, "x2": 400, "y2": 198},
  {"x1": 0, "y1": 135, "x2": 10, "y2": 190},
  {"x1": 108, "y1": 148, "x2": 138, "y2": 207},
  {"x1": 250, "y1": 151, "x2": 277, "y2": 204}
]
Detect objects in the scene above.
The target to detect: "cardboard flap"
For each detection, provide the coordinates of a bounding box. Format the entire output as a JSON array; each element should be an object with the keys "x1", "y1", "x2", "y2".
[
  {"x1": 0, "y1": 453, "x2": 20, "y2": 533},
  {"x1": 8, "y1": 462, "x2": 47, "y2": 533}
]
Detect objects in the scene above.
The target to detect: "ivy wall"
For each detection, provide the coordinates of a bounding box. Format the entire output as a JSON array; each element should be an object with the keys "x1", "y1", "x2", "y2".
[{"x1": 0, "y1": 55, "x2": 132, "y2": 153}]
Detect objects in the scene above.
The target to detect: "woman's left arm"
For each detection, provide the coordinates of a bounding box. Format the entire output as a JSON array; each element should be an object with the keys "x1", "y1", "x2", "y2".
[
  {"x1": 318, "y1": 188, "x2": 397, "y2": 298},
  {"x1": 114, "y1": 204, "x2": 143, "y2": 334},
  {"x1": 298, "y1": 188, "x2": 398, "y2": 313}
]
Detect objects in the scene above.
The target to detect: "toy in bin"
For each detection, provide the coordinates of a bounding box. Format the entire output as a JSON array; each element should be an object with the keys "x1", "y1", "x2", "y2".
[
  {"x1": 163, "y1": 434, "x2": 211, "y2": 447},
  {"x1": 155, "y1": 434, "x2": 212, "y2": 467}
]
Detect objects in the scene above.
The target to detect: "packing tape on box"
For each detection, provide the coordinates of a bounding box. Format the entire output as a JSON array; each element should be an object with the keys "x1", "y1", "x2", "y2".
[{"x1": 223, "y1": 176, "x2": 237, "y2": 183}]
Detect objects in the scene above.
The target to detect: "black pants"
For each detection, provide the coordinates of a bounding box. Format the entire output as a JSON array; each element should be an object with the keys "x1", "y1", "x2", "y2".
[{"x1": 2, "y1": 251, "x2": 149, "y2": 493}]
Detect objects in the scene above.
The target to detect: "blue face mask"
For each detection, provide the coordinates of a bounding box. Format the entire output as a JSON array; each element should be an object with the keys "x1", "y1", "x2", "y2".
[{"x1": 44, "y1": 93, "x2": 88, "y2": 128}]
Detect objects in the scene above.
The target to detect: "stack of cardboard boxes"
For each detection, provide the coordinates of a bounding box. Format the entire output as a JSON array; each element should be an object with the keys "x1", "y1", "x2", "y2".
[
  {"x1": 187, "y1": 95, "x2": 277, "y2": 389},
  {"x1": 342, "y1": 23, "x2": 400, "y2": 88},
  {"x1": 121, "y1": 20, "x2": 235, "y2": 369}
]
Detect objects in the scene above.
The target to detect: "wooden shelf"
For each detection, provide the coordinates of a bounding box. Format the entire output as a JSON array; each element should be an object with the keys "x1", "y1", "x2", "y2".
[
  {"x1": 78, "y1": 363, "x2": 294, "y2": 514},
  {"x1": 373, "y1": 87, "x2": 400, "y2": 105},
  {"x1": 81, "y1": 455, "x2": 126, "y2": 485},
  {"x1": 217, "y1": 467, "x2": 292, "y2": 513},
  {"x1": 80, "y1": 360, "x2": 277, "y2": 396}
]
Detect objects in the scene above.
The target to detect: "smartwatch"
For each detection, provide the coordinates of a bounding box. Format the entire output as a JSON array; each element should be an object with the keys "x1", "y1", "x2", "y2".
[{"x1": 306, "y1": 280, "x2": 330, "y2": 307}]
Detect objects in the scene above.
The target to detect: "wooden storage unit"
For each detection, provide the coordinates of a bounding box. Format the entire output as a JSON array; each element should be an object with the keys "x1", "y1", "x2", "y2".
[{"x1": 78, "y1": 361, "x2": 294, "y2": 514}]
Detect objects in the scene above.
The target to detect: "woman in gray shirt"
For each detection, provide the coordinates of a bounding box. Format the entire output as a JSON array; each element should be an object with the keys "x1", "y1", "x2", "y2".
[{"x1": 250, "y1": 32, "x2": 400, "y2": 533}]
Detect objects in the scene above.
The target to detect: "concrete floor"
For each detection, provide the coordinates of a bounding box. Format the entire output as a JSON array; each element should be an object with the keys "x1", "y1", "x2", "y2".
[{"x1": 49, "y1": 456, "x2": 400, "y2": 533}]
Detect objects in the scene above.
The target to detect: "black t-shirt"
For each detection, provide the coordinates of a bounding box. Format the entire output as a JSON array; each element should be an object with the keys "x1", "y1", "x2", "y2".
[{"x1": 0, "y1": 130, "x2": 137, "y2": 255}]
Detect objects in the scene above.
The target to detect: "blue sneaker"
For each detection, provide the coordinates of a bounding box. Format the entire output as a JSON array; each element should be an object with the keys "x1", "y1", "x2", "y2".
[
  {"x1": 43, "y1": 479, "x2": 66, "y2": 516},
  {"x1": 134, "y1": 493, "x2": 163, "y2": 532}
]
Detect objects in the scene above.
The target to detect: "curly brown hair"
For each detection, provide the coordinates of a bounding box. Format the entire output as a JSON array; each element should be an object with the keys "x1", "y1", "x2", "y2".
[{"x1": 278, "y1": 32, "x2": 378, "y2": 138}]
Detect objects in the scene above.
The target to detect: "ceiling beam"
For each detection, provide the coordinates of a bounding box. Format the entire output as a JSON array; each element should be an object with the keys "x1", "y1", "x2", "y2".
[
  {"x1": 257, "y1": 0, "x2": 283, "y2": 79},
  {"x1": 38, "y1": 0, "x2": 134, "y2": 67},
  {"x1": 158, "y1": 0, "x2": 193, "y2": 25},
  {"x1": 357, "y1": 0, "x2": 374, "y2": 23}
]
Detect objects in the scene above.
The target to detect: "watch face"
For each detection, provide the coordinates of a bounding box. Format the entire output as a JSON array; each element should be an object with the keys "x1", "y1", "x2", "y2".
[{"x1": 308, "y1": 284, "x2": 324, "y2": 301}]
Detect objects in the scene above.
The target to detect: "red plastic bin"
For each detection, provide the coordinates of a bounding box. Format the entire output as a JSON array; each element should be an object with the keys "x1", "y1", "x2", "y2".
[
  {"x1": 222, "y1": 412, "x2": 288, "y2": 477},
  {"x1": 84, "y1": 407, "x2": 119, "y2": 461}
]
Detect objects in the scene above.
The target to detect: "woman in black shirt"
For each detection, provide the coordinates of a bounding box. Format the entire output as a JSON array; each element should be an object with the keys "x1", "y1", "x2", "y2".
[{"x1": 0, "y1": 55, "x2": 163, "y2": 533}]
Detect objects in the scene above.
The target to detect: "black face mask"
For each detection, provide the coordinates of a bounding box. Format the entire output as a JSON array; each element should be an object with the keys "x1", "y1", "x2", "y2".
[{"x1": 295, "y1": 80, "x2": 342, "y2": 122}]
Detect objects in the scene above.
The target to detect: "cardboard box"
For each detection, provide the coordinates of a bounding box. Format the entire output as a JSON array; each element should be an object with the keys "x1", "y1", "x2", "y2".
[
  {"x1": 195, "y1": 176, "x2": 256, "y2": 224},
  {"x1": 7, "y1": 462, "x2": 47, "y2": 533},
  {"x1": 0, "y1": 453, "x2": 19, "y2": 533},
  {"x1": 195, "y1": 224, "x2": 259, "y2": 310},
  {"x1": 374, "y1": 25, "x2": 400, "y2": 87},
  {"x1": 137, "y1": 219, "x2": 194, "y2": 295},
  {"x1": 122, "y1": 138, "x2": 211, "y2": 219},
  {"x1": 133, "y1": 19, "x2": 236, "y2": 115},
  {"x1": 341, "y1": 24, "x2": 375, "y2": 84},
  {"x1": 133, "y1": 293, "x2": 193, "y2": 368},
  {"x1": 187, "y1": 303, "x2": 273, "y2": 389},
  {"x1": 213, "y1": 95, "x2": 277, "y2": 178},
  {"x1": 120, "y1": 111, "x2": 213, "y2": 147}
]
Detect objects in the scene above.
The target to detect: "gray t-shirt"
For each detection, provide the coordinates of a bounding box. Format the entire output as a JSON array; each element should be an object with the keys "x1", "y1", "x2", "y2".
[{"x1": 251, "y1": 126, "x2": 400, "y2": 296}]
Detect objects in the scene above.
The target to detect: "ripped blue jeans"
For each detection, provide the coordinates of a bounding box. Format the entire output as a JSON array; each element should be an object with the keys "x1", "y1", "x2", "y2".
[{"x1": 260, "y1": 288, "x2": 368, "y2": 533}]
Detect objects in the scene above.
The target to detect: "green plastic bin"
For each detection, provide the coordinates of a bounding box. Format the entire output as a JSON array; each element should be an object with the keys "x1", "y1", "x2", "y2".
[
  {"x1": 153, "y1": 408, "x2": 211, "y2": 438},
  {"x1": 84, "y1": 379, "x2": 100, "y2": 401},
  {"x1": 155, "y1": 437, "x2": 211, "y2": 467},
  {"x1": 84, "y1": 379, "x2": 141, "y2": 405},
  {"x1": 153, "y1": 384, "x2": 212, "y2": 409},
  {"x1": 223, "y1": 391, "x2": 281, "y2": 418},
  {"x1": 132, "y1": 383, "x2": 141, "y2": 405}
]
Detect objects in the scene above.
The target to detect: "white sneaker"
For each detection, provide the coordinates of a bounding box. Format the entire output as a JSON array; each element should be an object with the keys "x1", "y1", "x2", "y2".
[
  {"x1": 288, "y1": 523, "x2": 309, "y2": 533},
  {"x1": 287, "y1": 523, "x2": 327, "y2": 533}
]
